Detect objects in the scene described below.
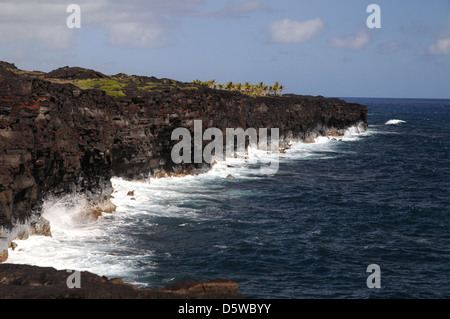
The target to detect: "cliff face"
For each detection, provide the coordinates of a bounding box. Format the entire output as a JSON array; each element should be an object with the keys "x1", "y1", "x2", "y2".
[{"x1": 0, "y1": 62, "x2": 367, "y2": 259}]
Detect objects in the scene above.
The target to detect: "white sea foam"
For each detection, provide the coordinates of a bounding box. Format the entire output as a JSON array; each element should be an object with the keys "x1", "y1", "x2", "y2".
[
  {"x1": 5, "y1": 123, "x2": 370, "y2": 283},
  {"x1": 385, "y1": 119, "x2": 406, "y2": 125},
  {"x1": 5, "y1": 194, "x2": 155, "y2": 282},
  {"x1": 285, "y1": 123, "x2": 369, "y2": 159}
]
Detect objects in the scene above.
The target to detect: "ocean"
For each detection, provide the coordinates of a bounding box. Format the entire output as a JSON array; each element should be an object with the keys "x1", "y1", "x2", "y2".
[{"x1": 6, "y1": 98, "x2": 450, "y2": 298}]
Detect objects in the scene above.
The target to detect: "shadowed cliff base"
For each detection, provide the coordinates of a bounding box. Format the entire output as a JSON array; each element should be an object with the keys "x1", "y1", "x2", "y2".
[{"x1": 0, "y1": 264, "x2": 242, "y2": 299}]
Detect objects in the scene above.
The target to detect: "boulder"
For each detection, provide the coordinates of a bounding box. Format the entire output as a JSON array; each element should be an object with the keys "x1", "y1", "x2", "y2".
[
  {"x1": 83, "y1": 199, "x2": 117, "y2": 221},
  {"x1": 9, "y1": 241, "x2": 18, "y2": 250},
  {"x1": 29, "y1": 215, "x2": 52, "y2": 237},
  {"x1": 326, "y1": 129, "x2": 345, "y2": 136},
  {"x1": 0, "y1": 250, "x2": 7, "y2": 263}
]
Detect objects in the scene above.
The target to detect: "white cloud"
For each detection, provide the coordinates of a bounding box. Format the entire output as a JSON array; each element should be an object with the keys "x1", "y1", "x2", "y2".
[
  {"x1": 105, "y1": 21, "x2": 171, "y2": 48},
  {"x1": 0, "y1": 0, "x2": 206, "y2": 49},
  {"x1": 0, "y1": 0, "x2": 275, "y2": 49},
  {"x1": 268, "y1": 18, "x2": 324, "y2": 44},
  {"x1": 0, "y1": 1, "x2": 74, "y2": 49},
  {"x1": 427, "y1": 17, "x2": 450, "y2": 55},
  {"x1": 85, "y1": 2, "x2": 178, "y2": 48},
  {"x1": 330, "y1": 30, "x2": 370, "y2": 50},
  {"x1": 429, "y1": 38, "x2": 450, "y2": 55}
]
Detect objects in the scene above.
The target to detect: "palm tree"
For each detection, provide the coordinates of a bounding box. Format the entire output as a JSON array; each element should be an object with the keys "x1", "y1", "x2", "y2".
[
  {"x1": 207, "y1": 79, "x2": 216, "y2": 89},
  {"x1": 272, "y1": 81, "x2": 280, "y2": 96},
  {"x1": 269, "y1": 84, "x2": 278, "y2": 95},
  {"x1": 191, "y1": 79, "x2": 284, "y2": 96},
  {"x1": 255, "y1": 82, "x2": 263, "y2": 95},
  {"x1": 262, "y1": 84, "x2": 269, "y2": 96},
  {"x1": 243, "y1": 82, "x2": 251, "y2": 94},
  {"x1": 252, "y1": 84, "x2": 259, "y2": 95}
]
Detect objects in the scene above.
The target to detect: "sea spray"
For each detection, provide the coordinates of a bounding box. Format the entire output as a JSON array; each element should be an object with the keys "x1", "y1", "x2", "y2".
[
  {"x1": 171, "y1": 120, "x2": 280, "y2": 175},
  {"x1": 5, "y1": 123, "x2": 369, "y2": 286}
]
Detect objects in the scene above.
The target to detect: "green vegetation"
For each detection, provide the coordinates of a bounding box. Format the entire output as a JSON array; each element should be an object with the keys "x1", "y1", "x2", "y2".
[
  {"x1": 40, "y1": 67, "x2": 282, "y2": 99},
  {"x1": 5, "y1": 62, "x2": 287, "y2": 99},
  {"x1": 74, "y1": 78, "x2": 126, "y2": 98},
  {"x1": 137, "y1": 82, "x2": 162, "y2": 91},
  {"x1": 191, "y1": 79, "x2": 285, "y2": 96}
]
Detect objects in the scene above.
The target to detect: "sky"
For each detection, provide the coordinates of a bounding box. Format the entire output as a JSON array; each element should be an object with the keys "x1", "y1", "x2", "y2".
[{"x1": 0, "y1": 0, "x2": 449, "y2": 98}]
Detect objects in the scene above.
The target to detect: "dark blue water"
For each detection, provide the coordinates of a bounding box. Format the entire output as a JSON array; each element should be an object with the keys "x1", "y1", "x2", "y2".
[
  {"x1": 7, "y1": 97, "x2": 449, "y2": 298},
  {"x1": 139, "y1": 98, "x2": 450, "y2": 298},
  {"x1": 106, "y1": 98, "x2": 449, "y2": 298}
]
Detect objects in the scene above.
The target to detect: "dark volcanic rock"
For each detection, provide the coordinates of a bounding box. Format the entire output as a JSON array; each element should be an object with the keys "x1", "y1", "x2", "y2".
[
  {"x1": 0, "y1": 264, "x2": 242, "y2": 299},
  {"x1": 0, "y1": 74, "x2": 113, "y2": 231},
  {"x1": 0, "y1": 63, "x2": 18, "y2": 78},
  {"x1": 44, "y1": 66, "x2": 107, "y2": 80},
  {"x1": 0, "y1": 61, "x2": 368, "y2": 261},
  {"x1": 0, "y1": 61, "x2": 18, "y2": 71}
]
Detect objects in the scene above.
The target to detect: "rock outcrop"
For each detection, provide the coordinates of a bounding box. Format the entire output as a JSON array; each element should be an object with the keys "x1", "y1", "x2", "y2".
[
  {"x1": 0, "y1": 62, "x2": 368, "y2": 261},
  {"x1": 0, "y1": 264, "x2": 242, "y2": 299}
]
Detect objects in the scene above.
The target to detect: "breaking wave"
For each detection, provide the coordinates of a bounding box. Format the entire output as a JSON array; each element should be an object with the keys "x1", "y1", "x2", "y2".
[{"x1": 385, "y1": 119, "x2": 406, "y2": 125}]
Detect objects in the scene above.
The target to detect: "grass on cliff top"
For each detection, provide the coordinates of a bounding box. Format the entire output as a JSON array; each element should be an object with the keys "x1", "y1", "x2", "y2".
[
  {"x1": 74, "y1": 78, "x2": 126, "y2": 98},
  {"x1": 54, "y1": 72, "x2": 203, "y2": 98},
  {"x1": 137, "y1": 81, "x2": 163, "y2": 91},
  {"x1": 74, "y1": 76, "x2": 170, "y2": 97}
]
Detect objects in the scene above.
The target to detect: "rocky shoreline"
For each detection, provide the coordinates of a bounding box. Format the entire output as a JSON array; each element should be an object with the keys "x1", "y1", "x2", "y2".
[
  {"x1": 0, "y1": 61, "x2": 367, "y2": 297},
  {"x1": 0, "y1": 264, "x2": 242, "y2": 299}
]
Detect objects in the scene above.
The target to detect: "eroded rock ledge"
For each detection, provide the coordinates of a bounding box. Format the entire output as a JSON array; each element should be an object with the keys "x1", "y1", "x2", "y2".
[
  {"x1": 0, "y1": 62, "x2": 368, "y2": 260},
  {"x1": 0, "y1": 264, "x2": 242, "y2": 299}
]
